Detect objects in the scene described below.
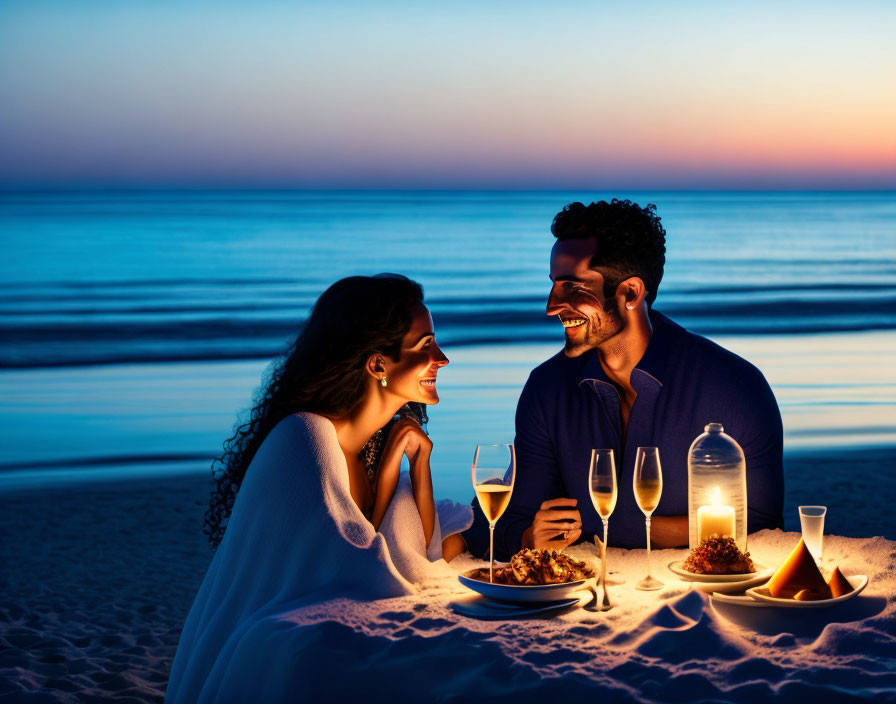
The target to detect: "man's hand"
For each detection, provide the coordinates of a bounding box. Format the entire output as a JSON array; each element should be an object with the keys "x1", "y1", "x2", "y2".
[
  {"x1": 649, "y1": 515, "x2": 688, "y2": 548},
  {"x1": 522, "y1": 498, "x2": 582, "y2": 551}
]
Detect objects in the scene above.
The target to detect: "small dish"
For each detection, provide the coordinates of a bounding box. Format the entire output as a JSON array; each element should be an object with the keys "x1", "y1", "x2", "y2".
[
  {"x1": 745, "y1": 575, "x2": 868, "y2": 608},
  {"x1": 668, "y1": 560, "x2": 767, "y2": 583},
  {"x1": 691, "y1": 570, "x2": 774, "y2": 594},
  {"x1": 709, "y1": 592, "x2": 770, "y2": 607},
  {"x1": 449, "y1": 594, "x2": 583, "y2": 619},
  {"x1": 458, "y1": 572, "x2": 594, "y2": 603}
]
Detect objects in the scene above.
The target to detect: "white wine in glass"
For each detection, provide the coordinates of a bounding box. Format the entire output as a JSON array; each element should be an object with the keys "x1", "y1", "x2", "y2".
[
  {"x1": 588, "y1": 448, "x2": 617, "y2": 611},
  {"x1": 634, "y1": 446, "x2": 664, "y2": 591},
  {"x1": 472, "y1": 444, "x2": 516, "y2": 583}
]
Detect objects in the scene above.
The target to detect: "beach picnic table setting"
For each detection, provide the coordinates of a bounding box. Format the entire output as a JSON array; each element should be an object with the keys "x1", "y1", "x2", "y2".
[
  {"x1": 278, "y1": 528, "x2": 893, "y2": 702},
  {"x1": 453, "y1": 426, "x2": 875, "y2": 617},
  {"x1": 264, "y1": 427, "x2": 895, "y2": 702}
]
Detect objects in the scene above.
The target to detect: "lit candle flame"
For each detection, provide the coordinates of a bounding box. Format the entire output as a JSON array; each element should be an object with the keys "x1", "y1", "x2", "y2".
[{"x1": 711, "y1": 486, "x2": 722, "y2": 506}]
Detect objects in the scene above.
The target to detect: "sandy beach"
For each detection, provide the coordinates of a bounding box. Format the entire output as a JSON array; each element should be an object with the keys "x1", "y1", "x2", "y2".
[
  {"x1": 1, "y1": 475, "x2": 213, "y2": 702},
  {"x1": 2, "y1": 447, "x2": 895, "y2": 702}
]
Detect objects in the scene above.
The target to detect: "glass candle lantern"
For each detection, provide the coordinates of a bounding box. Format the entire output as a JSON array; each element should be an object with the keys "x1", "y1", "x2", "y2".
[{"x1": 687, "y1": 423, "x2": 747, "y2": 552}]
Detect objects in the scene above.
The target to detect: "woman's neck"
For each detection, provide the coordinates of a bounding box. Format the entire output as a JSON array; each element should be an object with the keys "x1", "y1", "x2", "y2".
[{"x1": 329, "y1": 393, "x2": 401, "y2": 456}]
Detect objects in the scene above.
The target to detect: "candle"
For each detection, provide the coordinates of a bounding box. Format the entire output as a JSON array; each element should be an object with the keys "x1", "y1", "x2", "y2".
[{"x1": 696, "y1": 486, "x2": 735, "y2": 542}]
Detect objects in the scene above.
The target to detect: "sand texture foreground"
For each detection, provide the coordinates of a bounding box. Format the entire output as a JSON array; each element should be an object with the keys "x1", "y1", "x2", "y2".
[
  {"x1": 1, "y1": 476, "x2": 213, "y2": 703},
  {"x1": 2, "y1": 458, "x2": 896, "y2": 703}
]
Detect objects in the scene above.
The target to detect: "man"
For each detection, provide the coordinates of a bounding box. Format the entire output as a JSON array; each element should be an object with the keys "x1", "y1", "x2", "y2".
[{"x1": 461, "y1": 199, "x2": 784, "y2": 559}]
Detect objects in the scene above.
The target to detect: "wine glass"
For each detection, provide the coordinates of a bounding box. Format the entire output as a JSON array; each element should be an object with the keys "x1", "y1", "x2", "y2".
[
  {"x1": 472, "y1": 443, "x2": 516, "y2": 583},
  {"x1": 633, "y1": 446, "x2": 664, "y2": 591},
  {"x1": 588, "y1": 448, "x2": 617, "y2": 611}
]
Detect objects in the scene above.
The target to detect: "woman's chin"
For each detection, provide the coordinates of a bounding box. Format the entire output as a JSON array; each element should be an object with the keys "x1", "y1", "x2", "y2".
[{"x1": 417, "y1": 389, "x2": 439, "y2": 404}]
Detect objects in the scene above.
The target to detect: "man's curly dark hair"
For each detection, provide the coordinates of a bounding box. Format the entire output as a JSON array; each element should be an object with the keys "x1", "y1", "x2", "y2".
[{"x1": 551, "y1": 198, "x2": 666, "y2": 306}]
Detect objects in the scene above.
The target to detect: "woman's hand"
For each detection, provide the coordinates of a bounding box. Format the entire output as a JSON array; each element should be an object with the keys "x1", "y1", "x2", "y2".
[
  {"x1": 373, "y1": 418, "x2": 436, "y2": 547},
  {"x1": 382, "y1": 417, "x2": 432, "y2": 470},
  {"x1": 370, "y1": 418, "x2": 435, "y2": 547}
]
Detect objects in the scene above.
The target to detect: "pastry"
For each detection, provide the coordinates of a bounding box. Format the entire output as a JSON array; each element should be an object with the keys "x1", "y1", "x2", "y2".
[
  {"x1": 682, "y1": 535, "x2": 755, "y2": 574},
  {"x1": 767, "y1": 538, "x2": 832, "y2": 600},
  {"x1": 827, "y1": 566, "x2": 854, "y2": 598}
]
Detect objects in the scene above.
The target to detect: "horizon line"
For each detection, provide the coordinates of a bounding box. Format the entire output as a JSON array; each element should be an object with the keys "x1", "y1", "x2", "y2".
[{"x1": 2, "y1": 186, "x2": 896, "y2": 194}]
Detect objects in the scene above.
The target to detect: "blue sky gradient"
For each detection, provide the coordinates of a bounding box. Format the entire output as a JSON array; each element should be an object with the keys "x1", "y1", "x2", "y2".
[{"x1": 1, "y1": 1, "x2": 894, "y2": 188}]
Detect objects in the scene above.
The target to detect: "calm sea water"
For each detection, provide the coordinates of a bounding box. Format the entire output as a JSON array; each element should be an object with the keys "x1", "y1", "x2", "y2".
[{"x1": 1, "y1": 191, "x2": 895, "y2": 503}]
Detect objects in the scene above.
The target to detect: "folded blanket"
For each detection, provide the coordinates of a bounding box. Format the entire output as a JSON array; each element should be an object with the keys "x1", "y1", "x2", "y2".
[
  {"x1": 379, "y1": 471, "x2": 472, "y2": 583},
  {"x1": 167, "y1": 412, "x2": 471, "y2": 703}
]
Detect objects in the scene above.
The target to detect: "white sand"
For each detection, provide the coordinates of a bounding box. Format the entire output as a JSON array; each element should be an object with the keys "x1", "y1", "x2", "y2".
[
  {"x1": 2, "y1": 473, "x2": 895, "y2": 703},
  {"x1": 271, "y1": 532, "x2": 896, "y2": 702}
]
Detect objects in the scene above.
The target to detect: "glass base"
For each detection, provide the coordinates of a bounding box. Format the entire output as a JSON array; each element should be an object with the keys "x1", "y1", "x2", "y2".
[{"x1": 635, "y1": 575, "x2": 664, "y2": 591}]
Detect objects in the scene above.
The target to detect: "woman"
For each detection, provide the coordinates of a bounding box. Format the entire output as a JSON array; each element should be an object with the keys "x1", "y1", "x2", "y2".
[{"x1": 167, "y1": 275, "x2": 468, "y2": 703}]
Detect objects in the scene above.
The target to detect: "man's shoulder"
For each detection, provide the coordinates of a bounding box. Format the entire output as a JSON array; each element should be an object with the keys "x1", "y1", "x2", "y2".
[
  {"x1": 693, "y1": 331, "x2": 765, "y2": 381},
  {"x1": 656, "y1": 311, "x2": 771, "y2": 391}
]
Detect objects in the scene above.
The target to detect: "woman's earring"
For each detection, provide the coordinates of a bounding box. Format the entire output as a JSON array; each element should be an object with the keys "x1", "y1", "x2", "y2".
[{"x1": 381, "y1": 375, "x2": 387, "y2": 387}]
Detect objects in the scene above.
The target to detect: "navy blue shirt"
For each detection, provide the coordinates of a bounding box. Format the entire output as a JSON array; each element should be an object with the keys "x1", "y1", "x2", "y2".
[{"x1": 462, "y1": 310, "x2": 784, "y2": 559}]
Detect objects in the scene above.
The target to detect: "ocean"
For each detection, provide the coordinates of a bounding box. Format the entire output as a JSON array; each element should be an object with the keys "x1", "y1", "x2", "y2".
[{"x1": 1, "y1": 190, "x2": 895, "y2": 529}]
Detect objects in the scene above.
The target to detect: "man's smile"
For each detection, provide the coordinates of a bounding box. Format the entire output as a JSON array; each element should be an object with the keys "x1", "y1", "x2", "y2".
[{"x1": 559, "y1": 315, "x2": 587, "y2": 329}]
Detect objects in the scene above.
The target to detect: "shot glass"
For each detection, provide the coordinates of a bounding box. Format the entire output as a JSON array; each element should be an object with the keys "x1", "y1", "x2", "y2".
[{"x1": 798, "y1": 505, "x2": 827, "y2": 563}]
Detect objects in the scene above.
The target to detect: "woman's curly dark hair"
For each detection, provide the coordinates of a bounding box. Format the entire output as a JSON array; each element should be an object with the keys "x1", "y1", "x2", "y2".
[
  {"x1": 203, "y1": 274, "x2": 426, "y2": 550},
  {"x1": 551, "y1": 198, "x2": 666, "y2": 306}
]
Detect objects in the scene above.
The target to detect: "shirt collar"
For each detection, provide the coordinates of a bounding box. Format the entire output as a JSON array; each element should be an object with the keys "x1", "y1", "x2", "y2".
[{"x1": 577, "y1": 308, "x2": 676, "y2": 388}]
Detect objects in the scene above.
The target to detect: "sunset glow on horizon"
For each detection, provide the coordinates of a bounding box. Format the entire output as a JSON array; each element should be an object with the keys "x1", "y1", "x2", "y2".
[{"x1": 1, "y1": 1, "x2": 894, "y2": 189}]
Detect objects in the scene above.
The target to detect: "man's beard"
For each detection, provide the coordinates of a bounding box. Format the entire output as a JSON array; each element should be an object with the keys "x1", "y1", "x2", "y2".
[{"x1": 563, "y1": 299, "x2": 622, "y2": 357}]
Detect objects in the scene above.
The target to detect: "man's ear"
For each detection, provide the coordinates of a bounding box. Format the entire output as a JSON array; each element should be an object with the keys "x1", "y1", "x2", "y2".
[{"x1": 617, "y1": 277, "x2": 647, "y2": 310}]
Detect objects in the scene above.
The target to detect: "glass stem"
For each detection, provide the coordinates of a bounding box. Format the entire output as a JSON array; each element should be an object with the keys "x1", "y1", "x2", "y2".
[
  {"x1": 601, "y1": 518, "x2": 609, "y2": 587},
  {"x1": 645, "y1": 516, "x2": 652, "y2": 578},
  {"x1": 489, "y1": 523, "x2": 495, "y2": 584}
]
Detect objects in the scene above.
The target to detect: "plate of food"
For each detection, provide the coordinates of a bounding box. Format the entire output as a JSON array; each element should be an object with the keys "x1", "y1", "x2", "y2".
[
  {"x1": 744, "y1": 536, "x2": 868, "y2": 608},
  {"x1": 669, "y1": 536, "x2": 765, "y2": 582},
  {"x1": 459, "y1": 548, "x2": 596, "y2": 603},
  {"x1": 745, "y1": 575, "x2": 868, "y2": 608},
  {"x1": 449, "y1": 595, "x2": 583, "y2": 619},
  {"x1": 691, "y1": 571, "x2": 775, "y2": 594}
]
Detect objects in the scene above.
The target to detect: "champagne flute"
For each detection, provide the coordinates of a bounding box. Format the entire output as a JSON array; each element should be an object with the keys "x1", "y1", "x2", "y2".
[
  {"x1": 472, "y1": 443, "x2": 516, "y2": 583},
  {"x1": 633, "y1": 446, "x2": 664, "y2": 591},
  {"x1": 588, "y1": 448, "x2": 617, "y2": 611}
]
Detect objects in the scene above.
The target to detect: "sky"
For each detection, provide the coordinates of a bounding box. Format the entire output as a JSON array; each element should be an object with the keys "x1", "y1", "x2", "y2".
[{"x1": 1, "y1": 1, "x2": 895, "y2": 189}]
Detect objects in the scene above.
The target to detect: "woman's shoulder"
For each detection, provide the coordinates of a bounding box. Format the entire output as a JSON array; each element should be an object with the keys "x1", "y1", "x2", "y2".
[
  {"x1": 285, "y1": 411, "x2": 335, "y2": 432},
  {"x1": 245, "y1": 412, "x2": 343, "y2": 490},
  {"x1": 265, "y1": 412, "x2": 338, "y2": 451},
  {"x1": 264, "y1": 411, "x2": 334, "y2": 436}
]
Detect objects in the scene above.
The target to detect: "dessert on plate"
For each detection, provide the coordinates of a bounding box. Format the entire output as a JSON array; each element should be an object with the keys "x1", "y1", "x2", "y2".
[
  {"x1": 467, "y1": 548, "x2": 595, "y2": 585},
  {"x1": 827, "y1": 566, "x2": 853, "y2": 598},
  {"x1": 767, "y1": 537, "x2": 831, "y2": 600},
  {"x1": 765, "y1": 537, "x2": 857, "y2": 601},
  {"x1": 682, "y1": 535, "x2": 755, "y2": 575}
]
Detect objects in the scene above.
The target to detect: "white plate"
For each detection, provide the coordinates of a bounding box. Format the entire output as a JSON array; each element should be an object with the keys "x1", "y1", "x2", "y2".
[
  {"x1": 668, "y1": 560, "x2": 768, "y2": 583},
  {"x1": 691, "y1": 570, "x2": 774, "y2": 594},
  {"x1": 458, "y1": 572, "x2": 595, "y2": 603},
  {"x1": 709, "y1": 592, "x2": 772, "y2": 607},
  {"x1": 745, "y1": 575, "x2": 868, "y2": 608},
  {"x1": 449, "y1": 594, "x2": 583, "y2": 619}
]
